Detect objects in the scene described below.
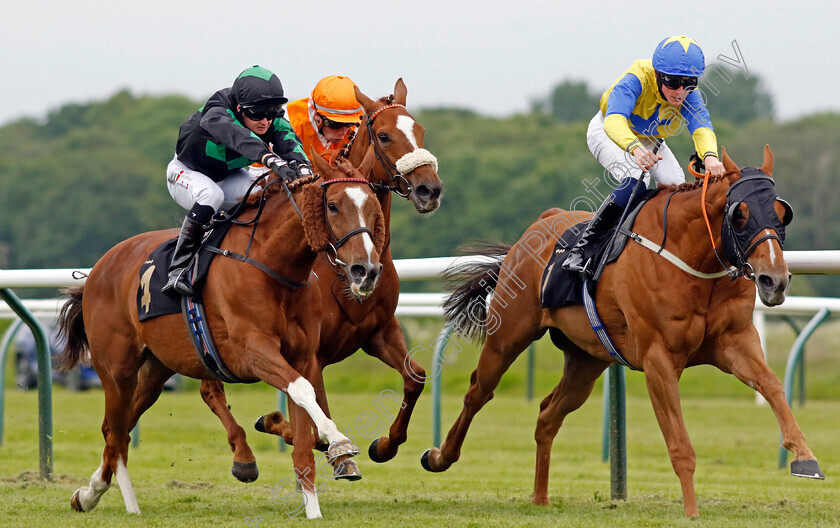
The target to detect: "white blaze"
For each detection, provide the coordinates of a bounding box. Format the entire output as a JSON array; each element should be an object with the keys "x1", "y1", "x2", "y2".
[{"x1": 344, "y1": 187, "x2": 375, "y2": 257}]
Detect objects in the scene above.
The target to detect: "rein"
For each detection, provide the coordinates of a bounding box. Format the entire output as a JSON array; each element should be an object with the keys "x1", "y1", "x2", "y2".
[
  {"x1": 687, "y1": 162, "x2": 738, "y2": 277},
  {"x1": 204, "y1": 174, "x2": 315, "y2": 289}
]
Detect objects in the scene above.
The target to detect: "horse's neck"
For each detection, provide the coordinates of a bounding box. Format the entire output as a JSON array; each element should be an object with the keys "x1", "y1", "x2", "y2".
[
  {"x1": 646, "y1": 180, "x2": 731, "y2": 271},
  {"x1": 249, "y1": 201, "x2": 315, "y2": 282}
]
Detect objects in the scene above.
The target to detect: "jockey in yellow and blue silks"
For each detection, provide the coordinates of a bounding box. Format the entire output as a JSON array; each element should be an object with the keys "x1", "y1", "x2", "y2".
[{"x1": 563, "y1": 35, "x2": 725, "y2": 277}]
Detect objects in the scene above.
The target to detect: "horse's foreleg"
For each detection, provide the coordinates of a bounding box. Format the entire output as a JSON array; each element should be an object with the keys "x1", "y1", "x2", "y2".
[
  {"x1": 287, "y1": 400, "x2": 323, "y2": 519},
  {"x1": 423, "y1": 330, "x2": 530, "y2": 473},
  {"x1": 642, "y1": 348, "x2": 697, "y2": 517},
  {"x1": 362, "y1": 316, "x2": 425, "y2": 463},
  {"x1": 251, "y1": 347, "x2": 358, "y2": 460},
  {"x1": 200, "y1": 380, "x2": 259, "y2": 482},
  {"x1": 532, "y1": 350, "x2": 608, "y2": 506},
  {"x1": 714, "y1": 334, "x2": 823, "y2": 478}
]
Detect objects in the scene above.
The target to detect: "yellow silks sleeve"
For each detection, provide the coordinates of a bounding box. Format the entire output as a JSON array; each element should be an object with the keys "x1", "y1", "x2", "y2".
[
  {"x1": 603, "y1": 113, "x2": 638, "y2": 152},
  {"x1": 691, "y1": 127, "x2": 718, "y2": 159}
]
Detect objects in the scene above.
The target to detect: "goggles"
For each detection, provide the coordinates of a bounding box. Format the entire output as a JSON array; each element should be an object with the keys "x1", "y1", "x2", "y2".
[
  {"x1": 320, "y1": 115, "x2": 356, "y2": 130},
  {"x1": 659, "y1": 73, "x2": 698, "y2": 91},
  {"x1": 241, "y1": 104, "x2": 282, "y2": 121}
]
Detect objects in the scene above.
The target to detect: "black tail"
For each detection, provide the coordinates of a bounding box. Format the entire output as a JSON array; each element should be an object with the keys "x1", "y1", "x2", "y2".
[
  {"x1": 56, "y1": 285, "x2": 88, "y2": 371},
  {"x1": 442, "y1": 241, "x2": 511, "y2": 343}
]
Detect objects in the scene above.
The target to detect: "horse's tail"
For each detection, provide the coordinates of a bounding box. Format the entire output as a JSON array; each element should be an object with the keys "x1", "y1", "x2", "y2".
[
  {"x1": 442, "y1": 241, "x2": 511, "y2": 343},
  {"x1": 56, "y1": 285, "x2": 88, "y2": 371}
]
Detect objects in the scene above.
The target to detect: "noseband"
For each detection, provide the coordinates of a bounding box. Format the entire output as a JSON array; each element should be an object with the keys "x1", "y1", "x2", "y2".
[
  {"x1": 365, "y1": 103, "x2": 438, "y2": 198},
  {"x1": 320, "y1": 178, "x2": 376, "y2": 267}
]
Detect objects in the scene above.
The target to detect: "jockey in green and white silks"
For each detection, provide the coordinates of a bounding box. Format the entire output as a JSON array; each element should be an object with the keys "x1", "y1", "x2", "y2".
[{"x1": 163, "y1": 65, "x2": 312, "y2": 297}]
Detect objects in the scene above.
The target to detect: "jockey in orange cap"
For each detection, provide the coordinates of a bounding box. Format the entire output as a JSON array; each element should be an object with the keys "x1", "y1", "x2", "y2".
[{"x1": 287, "y1": 75, "x2": 364, "y2": 162}]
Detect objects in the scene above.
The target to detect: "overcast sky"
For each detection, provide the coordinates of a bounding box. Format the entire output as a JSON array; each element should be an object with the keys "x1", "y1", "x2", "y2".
[{"x1": 2, "y1": 0, "x2": 838, "y2": 126}]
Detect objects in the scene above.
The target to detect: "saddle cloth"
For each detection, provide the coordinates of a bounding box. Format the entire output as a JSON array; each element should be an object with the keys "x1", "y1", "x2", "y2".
[
  {"x1": 539, "y1": 189, "x2": 659, "y2": 309},
  {"x1": 136, "y1": 223, "x2": 233, "y2": 322}
]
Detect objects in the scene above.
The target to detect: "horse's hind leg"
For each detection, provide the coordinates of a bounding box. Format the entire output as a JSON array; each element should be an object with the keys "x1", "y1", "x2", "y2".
[
  {"x1": 532, "y1": 349, "x2": 608, "y2": 506},
  {"x1": 200, "y1": 380, "x2": 259, "y2": 482},
  {"x1": 423, "y1": 316, "x2": 540, "y2": 473},
  {"x1": 73, "y1": 333, "x2": 143, "y2": 514},
  {"x1": 362, "y1": 316, "x2": 425, "y2": 463},
  {"x1": 714, "y1": 333, "x2": 823, "y2": 478}
]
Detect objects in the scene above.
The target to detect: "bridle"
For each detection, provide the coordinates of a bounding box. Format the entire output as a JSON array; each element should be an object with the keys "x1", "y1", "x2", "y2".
[
  {"x1": 205, "y1": 174, "x2": 377, "y2": 287},
  {"x1": 363, "y1": 103, "x2": 438, "y2": 198},
  {"x1": 319, "y1": 177, "x2": 376, "y2": 268}
]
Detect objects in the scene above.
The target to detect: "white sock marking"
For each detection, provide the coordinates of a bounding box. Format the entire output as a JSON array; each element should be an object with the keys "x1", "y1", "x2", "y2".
[
  {"x1": 286, "y1": 377, "x2": 345, "y2": 444},
  {"x1": 116, "y1": 456, "x2": 141, "y2": 514}
]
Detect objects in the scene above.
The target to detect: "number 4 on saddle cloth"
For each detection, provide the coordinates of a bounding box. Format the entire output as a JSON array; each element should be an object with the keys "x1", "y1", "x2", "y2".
[
  {"x1": 539, "y1": 189, "x2": 661, "y2": 310},
  {"x1": 136, "y1": 222, "x2": 254, "y2": 383}
]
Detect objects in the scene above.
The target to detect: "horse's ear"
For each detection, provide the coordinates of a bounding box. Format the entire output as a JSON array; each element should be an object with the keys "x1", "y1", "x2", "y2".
[
  {"x1": 309, "y1": 146, "x2": 333, "y2": 180},
  {"x1": 300, "y1": 183, "x2": 330, "y2": 252},
  {"x1": 354, "y1": 85, "x2": 377, "y2": 115},
  {"x1": 721, "y1": 146, "x2": 739, "y2": 174},
  {"x1": 761, "y1": 144, "x2": 774, "y2": 177},
  {"x1": 393, "y1": 78, "x2": 407, "y2": 106},
  {"x1": 359, "y1": 144, "x2": 376, "y2": 177}
]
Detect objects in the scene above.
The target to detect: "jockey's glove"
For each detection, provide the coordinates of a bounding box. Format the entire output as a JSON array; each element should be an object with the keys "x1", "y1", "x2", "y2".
[{"x1": 261, "y1": 154, "x2": 298, "y2": 183}]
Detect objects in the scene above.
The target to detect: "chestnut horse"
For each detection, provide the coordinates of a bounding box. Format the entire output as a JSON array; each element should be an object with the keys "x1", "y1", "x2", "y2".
[
  {"x1": 56, "y1": 151, "x2": 386, "y2": 520},
  {"x1": 421, "y1": 146, "x2": 823, "y2": 517},
  {"x1": 199, "y1": 79, "x2": 443, "y2": 479}
]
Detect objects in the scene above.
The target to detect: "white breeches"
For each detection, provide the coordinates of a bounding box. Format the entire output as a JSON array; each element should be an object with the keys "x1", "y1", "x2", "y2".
[
  {"x1": 586, "y1": 112, "x2": 685, "y2": 186},
  {"x1": 166, "y1": 155, "x2": 268, "y2": 212}
]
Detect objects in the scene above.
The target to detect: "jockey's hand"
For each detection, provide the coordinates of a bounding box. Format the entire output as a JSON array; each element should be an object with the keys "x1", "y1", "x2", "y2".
[
  {"x1": 262, "y1": 154, "x2": 298, "y2": 183},
  {"x1": 632, "y1": 145, "x2": 662, "y2": 171},
  {"x1": 296, "y1": 164, "x2": 314, "y2": 178},
  {"x1": 704, "y1": 155, "x2": 725, "y2": 177}
]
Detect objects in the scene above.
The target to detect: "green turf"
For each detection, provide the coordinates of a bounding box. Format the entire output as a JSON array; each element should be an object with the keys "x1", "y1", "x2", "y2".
[
  {"x1": 1, "y1": 317, "x2": 838, "y2": 526},
  {"x1": 1, "y1": 373, "x2": 838, "y2": 527}
]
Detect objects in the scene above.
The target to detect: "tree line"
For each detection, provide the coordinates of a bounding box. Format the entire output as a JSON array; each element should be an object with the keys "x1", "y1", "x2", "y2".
[{"x1": 0, "y1": 78, "x2": 837, "y2": 296}]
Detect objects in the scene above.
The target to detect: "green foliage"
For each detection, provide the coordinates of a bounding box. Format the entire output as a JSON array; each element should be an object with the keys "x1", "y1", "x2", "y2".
[
  {"x1": 700, "y1": 67, "x2": 775, "y2": 123},
  {"x1": 530, "y1": 79, "x2": 602, "y2": 123},
  {"x1": 0, "y1": 85, "x2": 837, "y2": 295}
]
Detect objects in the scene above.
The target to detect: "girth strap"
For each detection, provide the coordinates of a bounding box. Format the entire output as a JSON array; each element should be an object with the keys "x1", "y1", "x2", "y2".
[
  {"x1": 204, "y1": 246, "x2": 311, "y2": 289},
  {"x1": 581, "y1": 279, "x2": 639, "y2": 371}
]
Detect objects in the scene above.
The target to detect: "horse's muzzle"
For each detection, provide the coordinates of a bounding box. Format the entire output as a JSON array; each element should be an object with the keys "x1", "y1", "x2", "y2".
[
  {"x1": 756, "y1": 271, "x2": 791, "y2": 307},
  {"x1": 349, "y1": 263, "x2": 383, "y2": 299}
]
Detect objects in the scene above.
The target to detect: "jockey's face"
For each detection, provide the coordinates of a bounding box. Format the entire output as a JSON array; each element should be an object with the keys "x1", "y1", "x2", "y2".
[
  {"x1": 238, "y1": 105, "x2": 273, "y2": 135},
  {"x1": 314, "y1": 114, "x2": 353, "y2": 143},
  {"x1": 661, "y1": 85, "x2": 688, "y2": 106}
]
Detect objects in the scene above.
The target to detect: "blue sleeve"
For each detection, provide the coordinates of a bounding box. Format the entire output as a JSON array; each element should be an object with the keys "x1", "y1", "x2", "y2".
[
  {"x1": 604, "y1": 74, "x2": 643, "y2": 117},
  {"x1": 680, "y1": 90, "x2": 713, "y2": 133}
]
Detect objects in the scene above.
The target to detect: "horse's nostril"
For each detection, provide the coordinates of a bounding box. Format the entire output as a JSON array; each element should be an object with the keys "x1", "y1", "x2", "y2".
[
  {"x1": 350, "y1": 265, "x2": 367, "y2": 281},
  {"x1": 759, "y1": 275, "x2": 775, "y2": 289},
  {"x1": 415, "y1": 185, "x2": 431, "y2": 199}
]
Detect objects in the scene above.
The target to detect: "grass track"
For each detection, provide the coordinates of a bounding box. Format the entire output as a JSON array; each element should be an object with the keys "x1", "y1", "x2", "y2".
[{"x1": 1, "y1": 377, "x2": 838, "y2": 527}]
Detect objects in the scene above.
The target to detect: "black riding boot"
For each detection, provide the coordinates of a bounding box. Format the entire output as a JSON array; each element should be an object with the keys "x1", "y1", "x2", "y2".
[
  {"x1": 162, "y1": 203, "x2": 215, "y2": 297},
  {"x1": 561, "y1": 196, "x2": 626, "y2": 277}
]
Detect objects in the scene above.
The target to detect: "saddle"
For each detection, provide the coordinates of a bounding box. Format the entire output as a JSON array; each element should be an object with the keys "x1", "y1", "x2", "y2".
[
  {"x1": 136, "y1": 222, "x2": 233, "y2": 322},
  {"x1": 540, "y1": 189, "x2": 659, "y2": 309}
]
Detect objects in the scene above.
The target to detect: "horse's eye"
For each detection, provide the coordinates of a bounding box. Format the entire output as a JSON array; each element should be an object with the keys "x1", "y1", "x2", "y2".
[
  {"x1": 328, "y1": 203, "x2": 339, "y2": 213},
  {"x1": 377, "y1": 132, "x2": 390, "y2": 143},
  {"x1": 731, "y1": 203, "x2": 748, "y2": 230}
]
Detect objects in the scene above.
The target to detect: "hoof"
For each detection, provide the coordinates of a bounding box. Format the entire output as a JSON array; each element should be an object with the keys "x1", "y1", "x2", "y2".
[
  {"x1": 421, "y1": 448, "x2": 449, "y2": 473},
  {"x1": 326, "y1": 439, "x2": 360, "y2": 462},
  {"x1": 334, "y1": 458, "x2": 362, "y2": 481},
  {"x1": 70, "y1": 489, "x2": 85, "y2": 512},
  {"x1": 231, "y1": 461, "x2": 259, "y2": 483},
  {"x1": 368, "y1": 438, "x2": 390, "y2": 464},
  {"x1": 254, "y1": 416, "x2": 266, "y2": 433},
  {"x1": 791, "y1": 459, "x2": 825, "y2": 479}
]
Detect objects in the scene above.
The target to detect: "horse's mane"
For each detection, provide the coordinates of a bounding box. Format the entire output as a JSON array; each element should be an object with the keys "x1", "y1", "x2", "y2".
[
  {"x1": 244, "y1": 174, "x2": 317, "y2": 208},
  {"x1": 333, "y1": 94, "x2": 397, "y2": 164},
  {"x1": 657, "y1": 169, "x2": 740, "y2": 194}
]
